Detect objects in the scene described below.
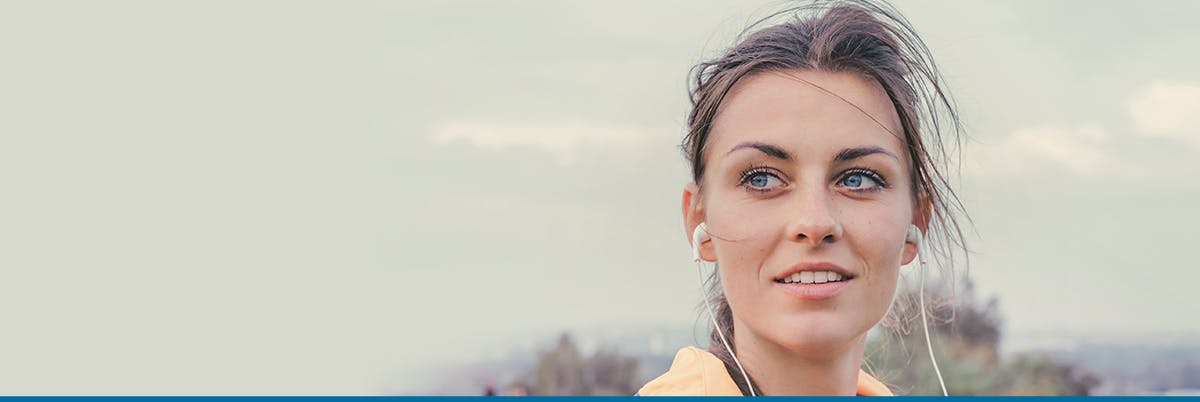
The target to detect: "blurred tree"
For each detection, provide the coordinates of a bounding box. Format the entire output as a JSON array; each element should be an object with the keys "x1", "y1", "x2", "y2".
[
  {"x1": 585, "y1": 347, "x2": 642, "y2": 395},
  {"x1": 516, "y1": 333, "x2": 641, "y2": 395},
  {"x1": 865, "y1": 280, "x2": 1100, "y2": 395},
  {"x1": 532, "y1": 334, "x2": 586, "y2": 395},
  {"x1": 997, "y1": 354, "x2": 1101, "y2": 395}
]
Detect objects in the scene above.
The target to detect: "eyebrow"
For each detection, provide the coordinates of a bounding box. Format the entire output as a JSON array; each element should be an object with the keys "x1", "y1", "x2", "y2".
[
  {"x1": 725, "y1": 141, "x2": 791, "y2": 160},
  {"x1": 725, "y1": 141, "x2": 899, "y2": 163},
  {"x1": 834, "y1": 146, "x2": 899, "y2": 163}
]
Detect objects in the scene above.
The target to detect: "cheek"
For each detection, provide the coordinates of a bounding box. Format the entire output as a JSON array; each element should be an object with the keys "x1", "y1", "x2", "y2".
[
  {"x1": 703, "y1": 190, "x2": 780, "y2": 242},
  {"x1": 704, "y1": 191, "x2": 788, "y2": 265},
  {"x1": 711, "y1": 229, "x2": 775, "y2": 288},
  {"x1": 840, "y1": 204, "x2": 907, "y2": 309},
  {"x1": 706, "y1": 200, "x2": 781, "y2": 308},
  {"x1": 840, "y1": 196, "x2": 911, "y2": 259},
  {"x1": 833, "y1": 234, "x2": 901, "y2": 337}
]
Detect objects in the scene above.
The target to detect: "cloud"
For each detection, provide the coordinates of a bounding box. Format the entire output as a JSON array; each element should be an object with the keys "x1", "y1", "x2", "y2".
[
  {"x1": 967, "y1": 123, "x2": 1135, "y2": 179},
  {"x1": 1007, "y1": 124, "x2": 1114, "y2": 175},
  {"x1": 431, "y1": 120, "x2": 678, "y2": 164},
  {"x1": 1128, "y1": 81, "x2": 1200, "y2": 150},
  {"x1": 967, "y1": 81, "x2": 1200, "y2": 180}
]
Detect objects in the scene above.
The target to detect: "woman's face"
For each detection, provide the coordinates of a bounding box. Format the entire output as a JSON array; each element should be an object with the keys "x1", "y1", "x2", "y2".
[{"x1": 684, "y1": 69, "x2": 920, "y2": 355}]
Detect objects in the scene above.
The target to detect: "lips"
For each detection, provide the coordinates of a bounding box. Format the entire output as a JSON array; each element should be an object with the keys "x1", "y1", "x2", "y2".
[
  {"x1": 776, "y1": 270, "x2": 848, "y2": 284},
  {"x1": 772, "y1": 262, "x2": 855, "y2": 300},
  {"x1": 772, "y1": 262, "x2": 855, "y2": 283}
]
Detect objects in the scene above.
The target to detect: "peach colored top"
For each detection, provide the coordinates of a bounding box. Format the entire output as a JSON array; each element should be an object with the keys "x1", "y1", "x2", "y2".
[{"x1": 638, "y1": 346, "x2": 893, "y2": 396}]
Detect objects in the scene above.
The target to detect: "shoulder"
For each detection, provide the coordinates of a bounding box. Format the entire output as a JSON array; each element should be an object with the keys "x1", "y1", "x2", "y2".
[
  {"x1": 856, "y1": 369, "x2": 894, "y2": 396},
  {"x1": 636, "y1": 346, "x2": 744, "y2": 396}
]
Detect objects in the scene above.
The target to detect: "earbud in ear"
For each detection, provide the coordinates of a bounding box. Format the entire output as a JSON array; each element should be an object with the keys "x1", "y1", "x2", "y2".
[
  {"x1": 692, "y1": 222, "x2": 710, "y2": 263},
  {"x1": 906, "y1": 224, "x2": 921, "y2": 245}
]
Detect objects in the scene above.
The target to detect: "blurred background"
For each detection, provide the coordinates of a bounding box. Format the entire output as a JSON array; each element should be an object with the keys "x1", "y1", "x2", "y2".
[{"x1": 1, "y1": 0, "x2": 1198, "y2": 395}]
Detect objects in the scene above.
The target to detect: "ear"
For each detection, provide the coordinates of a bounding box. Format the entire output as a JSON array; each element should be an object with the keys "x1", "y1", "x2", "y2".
[
  {"x1": 901, "y1": 228, "x2": 919, "y2": 266},
  {"x1": 682, "y1": 182, "x2": 716, "y2": 262},
  {"x1": 901, "y1": 194, "x2": 934, "y2": 267}
]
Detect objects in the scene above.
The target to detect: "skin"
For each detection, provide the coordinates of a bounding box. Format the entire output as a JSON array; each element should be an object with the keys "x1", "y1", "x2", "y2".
[{"x1": 682, "y1": 69, "x2": 926, "y2": 395}]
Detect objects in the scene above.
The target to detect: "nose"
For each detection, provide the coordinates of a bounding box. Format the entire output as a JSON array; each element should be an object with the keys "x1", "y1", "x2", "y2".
[{"x1": 786, "y1": 188, "x2": 843, "y2": 246}]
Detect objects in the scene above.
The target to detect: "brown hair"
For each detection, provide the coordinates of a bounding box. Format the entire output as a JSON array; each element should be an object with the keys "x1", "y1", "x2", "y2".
[{"x1": 682, "y1": 0, "x2": 970, "y2": 395}]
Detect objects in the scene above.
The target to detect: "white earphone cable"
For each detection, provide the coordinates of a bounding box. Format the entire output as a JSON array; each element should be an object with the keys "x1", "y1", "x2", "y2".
[
  {"x1": 697, "y1": 260, "x2": 757, "y2": 396},
  {"x1": 917, "y1": 243, "x2": 949, "y2": 396}
]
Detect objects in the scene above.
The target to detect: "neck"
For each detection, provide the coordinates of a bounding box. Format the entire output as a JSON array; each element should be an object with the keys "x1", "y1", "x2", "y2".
[{"x1": 730, "y1": 319, "x2": 866, "y2": 396}]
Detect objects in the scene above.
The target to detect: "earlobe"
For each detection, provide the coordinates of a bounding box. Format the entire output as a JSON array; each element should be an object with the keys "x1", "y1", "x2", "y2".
[{"x1": 901, "y1": 242, "x2": 918, "y2": 266}]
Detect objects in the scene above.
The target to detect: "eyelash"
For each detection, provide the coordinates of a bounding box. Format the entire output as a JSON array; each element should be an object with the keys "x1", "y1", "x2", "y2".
[
  {"x1": 838, "y1": 167, "x2": 890, "y2": 193},
  {"x1": 737, "y1": 164, "x2": 783, "y2": 193},
  {"x1": 736, "y1": 166, "x2": 890, "y2": 193}
]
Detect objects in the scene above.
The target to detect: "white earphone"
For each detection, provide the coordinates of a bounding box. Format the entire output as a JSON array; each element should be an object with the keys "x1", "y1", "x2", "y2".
[
  {"x1": 906, "y1": 223, "x2": 921, "y2": 245},
  {"x1": 690, "y1": 222, "x2": 948, "y2": 396},
  {"x1": 692, "y1": 222, "x2": 709, "y2": 263}
]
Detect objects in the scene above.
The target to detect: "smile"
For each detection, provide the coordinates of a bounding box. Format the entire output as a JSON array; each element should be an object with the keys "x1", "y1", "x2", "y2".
[
  {"x1": 771, "y1": 263, "x2": 856, "y2": 300},
  {"x1": 774, "y1": 271, "x2": 851, "y2": 284}
]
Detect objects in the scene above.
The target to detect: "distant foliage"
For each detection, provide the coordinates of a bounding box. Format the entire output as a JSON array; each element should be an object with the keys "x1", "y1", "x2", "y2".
[
  {"x1": 511, "y1": 334, "x2": 641, "y2": 396},
  {"x1": 865, "y1": 281, "x2": 1100, "y2": 395},
  {"x1": 502, "y1": 281, "x2": 1105, "y2": 396},
  {"x1": 1054, "y1": 341, "x2": 1200, "y2": 394}
]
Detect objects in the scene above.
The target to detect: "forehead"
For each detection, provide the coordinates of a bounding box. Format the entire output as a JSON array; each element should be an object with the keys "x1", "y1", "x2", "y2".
[{"x1": 708, "y1": 69, "x2": 905, "y2": 159}]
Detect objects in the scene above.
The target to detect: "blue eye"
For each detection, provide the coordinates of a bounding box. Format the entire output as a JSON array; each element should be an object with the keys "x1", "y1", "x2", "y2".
[
  {"x1": 749, "y1": 173, "x2": 773, "y2": 188},
  {"x1": 843, "y1": 174, "x2": 867, "y2": 187},
  {"x1": 838, "y1": 169, "x2": 886, "y2": 191},
  {"x1": 740, "y1": 169, "x2": 784, "y2": 192}
]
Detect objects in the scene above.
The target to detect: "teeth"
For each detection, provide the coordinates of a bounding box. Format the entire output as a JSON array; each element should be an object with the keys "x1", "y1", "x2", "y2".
[{"x1": 781, "y1": 271, "x2": 848, "y2": 284}]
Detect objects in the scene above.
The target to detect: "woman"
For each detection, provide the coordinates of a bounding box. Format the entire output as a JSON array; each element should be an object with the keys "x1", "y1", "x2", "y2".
[{"x1": 638, "y1": 0, "x2": 969, "y2": 396}]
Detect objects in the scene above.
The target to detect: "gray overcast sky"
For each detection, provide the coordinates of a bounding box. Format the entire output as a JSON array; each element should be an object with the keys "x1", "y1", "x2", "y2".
[{"x1": 2, "y1": 0, "x2": 1199, "y2": 395}]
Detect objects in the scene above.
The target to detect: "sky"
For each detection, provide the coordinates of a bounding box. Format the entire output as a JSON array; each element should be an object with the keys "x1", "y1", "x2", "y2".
[{"x1": 2, "y1": 0, "x2": 1199, "y2": 395}]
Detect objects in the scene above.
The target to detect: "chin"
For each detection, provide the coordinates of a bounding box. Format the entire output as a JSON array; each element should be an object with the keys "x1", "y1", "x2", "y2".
[{"x1": 763, "y1": 313, "x2": 869, "y2": 356}]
